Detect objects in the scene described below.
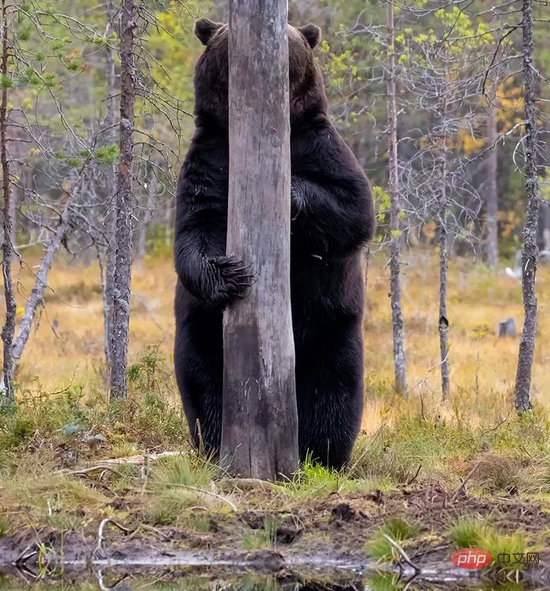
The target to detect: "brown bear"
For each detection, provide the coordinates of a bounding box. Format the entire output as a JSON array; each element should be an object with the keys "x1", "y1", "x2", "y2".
[{"x1": 174, "y1": 19, "x2": 374, "y2": 468}]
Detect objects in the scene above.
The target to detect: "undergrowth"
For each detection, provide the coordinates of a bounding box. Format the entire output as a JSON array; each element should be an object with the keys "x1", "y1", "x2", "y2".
[
  {"x1": 450, "y1": 517, "x2": 530, "y2": 572},
  {"x1": 0, "y1": 346, "x2": 188, "y2": 456},
  {"x1": 1, "y1": 346, "x2": 550, "y2": 555}
]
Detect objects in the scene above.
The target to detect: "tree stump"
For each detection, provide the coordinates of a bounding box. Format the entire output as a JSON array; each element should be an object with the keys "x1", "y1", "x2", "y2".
[{"x1": 498, "y1": 318, "x2": 517, "y2": 338}]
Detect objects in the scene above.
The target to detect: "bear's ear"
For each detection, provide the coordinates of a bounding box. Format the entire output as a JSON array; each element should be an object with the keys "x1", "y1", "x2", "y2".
[
  {"x1": 298, "y1": 24, "x2": 322, "y2": 49},
  {"x1": 194, "y1": 19, "x2": 224, "y2": 46}
]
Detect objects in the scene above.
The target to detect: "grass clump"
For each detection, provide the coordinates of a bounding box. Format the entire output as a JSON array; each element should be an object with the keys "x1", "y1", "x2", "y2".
[
  {"x1": 0, "y1": 450, "x2": 109, "y2": 530},
  {"x1": 288, "y1": 457, "x2": 345, "y2": 499},
  {"x1": 450, "y1": 517, "x2": 529, "y2": 572},
  {"x1": 242, "y1": 518, "x2": 278, "y2": 550},
  {"x1": 145, "y1": 455, "x2": 227, "y2": 525},
  {"x1": 369, "y1": 517, "x2": 420, "y2": 562}
]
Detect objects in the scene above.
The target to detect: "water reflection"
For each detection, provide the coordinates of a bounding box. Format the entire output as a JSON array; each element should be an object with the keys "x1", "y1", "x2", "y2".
[{"x1": 0, "y1": 571, "x2": 542, "y2": 590}]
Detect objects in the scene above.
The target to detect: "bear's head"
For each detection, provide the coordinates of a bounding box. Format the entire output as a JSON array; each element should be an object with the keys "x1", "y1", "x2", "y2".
[{"x1": 193, "y1": 18, "x2": 326, "y2": 127}]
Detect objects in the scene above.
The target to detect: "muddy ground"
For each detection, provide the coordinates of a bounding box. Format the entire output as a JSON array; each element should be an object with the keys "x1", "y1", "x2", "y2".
[{"x1": 2, "y1": 485, "x2": 550, "y2": 588}]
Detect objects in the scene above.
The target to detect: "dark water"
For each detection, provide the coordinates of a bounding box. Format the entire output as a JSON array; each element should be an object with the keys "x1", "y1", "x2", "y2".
[{"x1": 0, "y1": 569, "x2": 547, "y2": 590}]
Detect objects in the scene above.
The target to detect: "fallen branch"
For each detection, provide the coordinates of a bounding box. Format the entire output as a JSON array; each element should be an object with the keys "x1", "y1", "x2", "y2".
[
  {"x1": 218, "y1": 477, "x2": 287, "y2": 493},
  {"x1": 450, "y1": 460, "x2": 481, "y2": 502},
  {"x1": 60, "y1": 465, "x2": 124, "y2": 479},
  {"x1": 55, "y1": 450, "x2": 182, "y2": 476},
  {"x1": 382, "y1": 533, "x2": 421, "y2": 574},
  {"x1": 165, "y1": 483, "x2": 237, "y2": 511},
  {"x1": 405, "y1": 465, "x2": 422, "y2": 487},
  {"x1": 12, "y1": 541, "x2": 38, "y2": 568},
  {"x1": 94, "y1": 518, "x2": 133, "y2": 559}
]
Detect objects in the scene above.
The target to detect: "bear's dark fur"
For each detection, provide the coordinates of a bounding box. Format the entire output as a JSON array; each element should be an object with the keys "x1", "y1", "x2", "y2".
[{"x1": 174, "y1": 19, "x2": 374, "y2": 468}]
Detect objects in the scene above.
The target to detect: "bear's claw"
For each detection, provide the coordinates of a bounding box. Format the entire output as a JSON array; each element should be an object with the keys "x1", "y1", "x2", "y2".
[{"x1": 203, "y1": 255, "x2": 255, "y2": 305}]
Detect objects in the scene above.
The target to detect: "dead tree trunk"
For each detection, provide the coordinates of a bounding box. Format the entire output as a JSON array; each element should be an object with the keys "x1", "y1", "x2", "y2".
[
  {"x1": 486, "y1": 98, "x2": 499, "y2": 268},
  {"x1": 12, "y1": 191, "x2": 75, "y2": 360},
  {"x1": 386, "y1": 0, "x2": 407, "y2": 395},
  {"x1": 0, "y1": 0, "x2": 16, "y2": 400},
  {"x1": 102, "y1": 0, "x2": 118, "y2": 368},
  {"x1": 438, "y1": 96, "x2": 451, "y2": 401},
  {"x1": 110, "y1": 0, "x2": 136, "y2": 400},
  {"x1": 514, "y1": 0, "x2": 539, "y2": 413},
  {"x1": 221, "y1": 0, "x2": 298, "y2": 479}
]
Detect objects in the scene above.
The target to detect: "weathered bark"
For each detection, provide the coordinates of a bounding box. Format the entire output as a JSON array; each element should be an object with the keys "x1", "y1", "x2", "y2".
[
  {"x1": 221, "y1": 0, "x2": 298, "y2": 479},
  {"x1": 486, "y1": 99, "x2": 499, "y2": 268},
  {"x1": 386, "y1": 0, "x2": 407, "y2": 396},
  {"x1": 110, "y1": 0, "x2": 136, "y2": 400},
  {"x1": 438, "y1": 97, "x2": 450, "y2": 401},
  {"x1": 102, "y1": 0, "x2": 118, "y2": 368},
  {"x1": 514, "y1": 0, "x2": 539, "y2": 413},
  {"x1": 0, "y1": 0, "x2": 16, "y2": 400}
]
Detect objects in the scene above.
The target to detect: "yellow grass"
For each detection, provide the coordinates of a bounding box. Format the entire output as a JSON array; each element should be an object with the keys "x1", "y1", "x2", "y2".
[{"x1": 8, "y1": 250, "x2": 550, "y2": 433}]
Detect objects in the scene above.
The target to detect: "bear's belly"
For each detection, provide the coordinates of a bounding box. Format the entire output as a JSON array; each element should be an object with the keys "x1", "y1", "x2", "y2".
[{"x1": 291, "y1": 253, "x2": 364, "y2": 319}]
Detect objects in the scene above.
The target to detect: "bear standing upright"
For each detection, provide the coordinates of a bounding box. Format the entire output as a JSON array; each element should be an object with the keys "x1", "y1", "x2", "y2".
[{"x1": 174, "y1": 19, "x2": 374, "y2": 468}]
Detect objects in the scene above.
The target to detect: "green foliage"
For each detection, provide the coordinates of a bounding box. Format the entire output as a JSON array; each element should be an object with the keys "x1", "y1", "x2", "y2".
[
  {"x1": 96, "y1": 144, "x2": 119, "y2": 165},
  {"x1": 450, "y1": 518, "x2": 529, "y2": 572},
  {"x1": 0, "y1": 74, "x2": 12, "y2": 89},
  {"x1": 0, "y1": 348, "x2": 187, "y2": 454},
  {"x1": 369, "y1": 517, "x2": 420, "y2": 561}
]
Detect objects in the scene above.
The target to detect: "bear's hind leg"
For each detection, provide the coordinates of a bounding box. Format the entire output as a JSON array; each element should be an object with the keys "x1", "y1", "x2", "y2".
[{"x1": 296, "y1": 324, "x2": 364, "y2": 470}]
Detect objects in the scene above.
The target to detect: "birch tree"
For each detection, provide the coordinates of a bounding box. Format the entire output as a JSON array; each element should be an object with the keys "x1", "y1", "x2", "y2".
[
  {"x1": 386, "y1": 0, "x2": 407, "y2": 395},
  {"x1": 109, "y1": 0, "x2": 136, "y2": 400},
  {"x1": 0, "y1": 0, "x2": 16, "y2": 400},
  {"x1": 514, "y1": 0, "x2": 540, "y2": 413}
]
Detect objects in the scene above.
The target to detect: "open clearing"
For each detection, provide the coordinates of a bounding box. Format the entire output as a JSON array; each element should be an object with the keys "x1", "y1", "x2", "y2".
[{"x1": 1, "y1": 254, "x2": 550, "y2": 587}]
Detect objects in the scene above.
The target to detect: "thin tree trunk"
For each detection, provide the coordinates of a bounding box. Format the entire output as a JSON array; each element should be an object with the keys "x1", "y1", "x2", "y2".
[
  {"x1": 386, "y1": 0, "x2": 407, "y2": 395},
  {"x1": 222, "y1": 0, "x2": 298, "y2": 479},
  {"x1": 110, "y1": 0, "x2": 136, "y2": 400},
  {"x1": 102, "y1": 0, "x2": 118, "y2": 368},
  {"x1": 12, "y1": 195, "x2": 73, "y2": 360},
  {"x1": 514, "y1": 0, "x2": 539, "y2": 413},
  {"x1": 486, "y1": 99, "x2": 499, "y2": 268},
  {"x1": 438, "y1": 96, "x2": 450, "y2": 401},
  {"x1": 0, "y1": 0, "x2": 16, "y2": 400}
]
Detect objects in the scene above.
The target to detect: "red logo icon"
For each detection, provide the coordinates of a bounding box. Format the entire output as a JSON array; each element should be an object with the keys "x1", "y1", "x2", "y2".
[{"x1": 451, "y1": 548, "x2": 493, "y2": 569}]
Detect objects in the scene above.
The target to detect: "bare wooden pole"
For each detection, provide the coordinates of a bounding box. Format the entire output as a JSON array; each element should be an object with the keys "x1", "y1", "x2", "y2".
[
  {"x1": 386, "y1": 0, "x2": 407, "y2": 396},
  {"x1": 221, "y1": 0, "x2": 298, "y2": 479},
  {"x1": 514, "y1": 0, "x2": 539, "y2": 413},
  {"x1": 0, "y1": 0, "x2": 16, "y2": 401},
  {"x1": 110, "y1": 0, "x2": 136, "y2": 400}
]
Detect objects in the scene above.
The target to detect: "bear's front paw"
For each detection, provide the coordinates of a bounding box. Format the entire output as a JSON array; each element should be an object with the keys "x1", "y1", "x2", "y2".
[{"x1": 203, "y1": 256, "x2": 255, "y2": 305}]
